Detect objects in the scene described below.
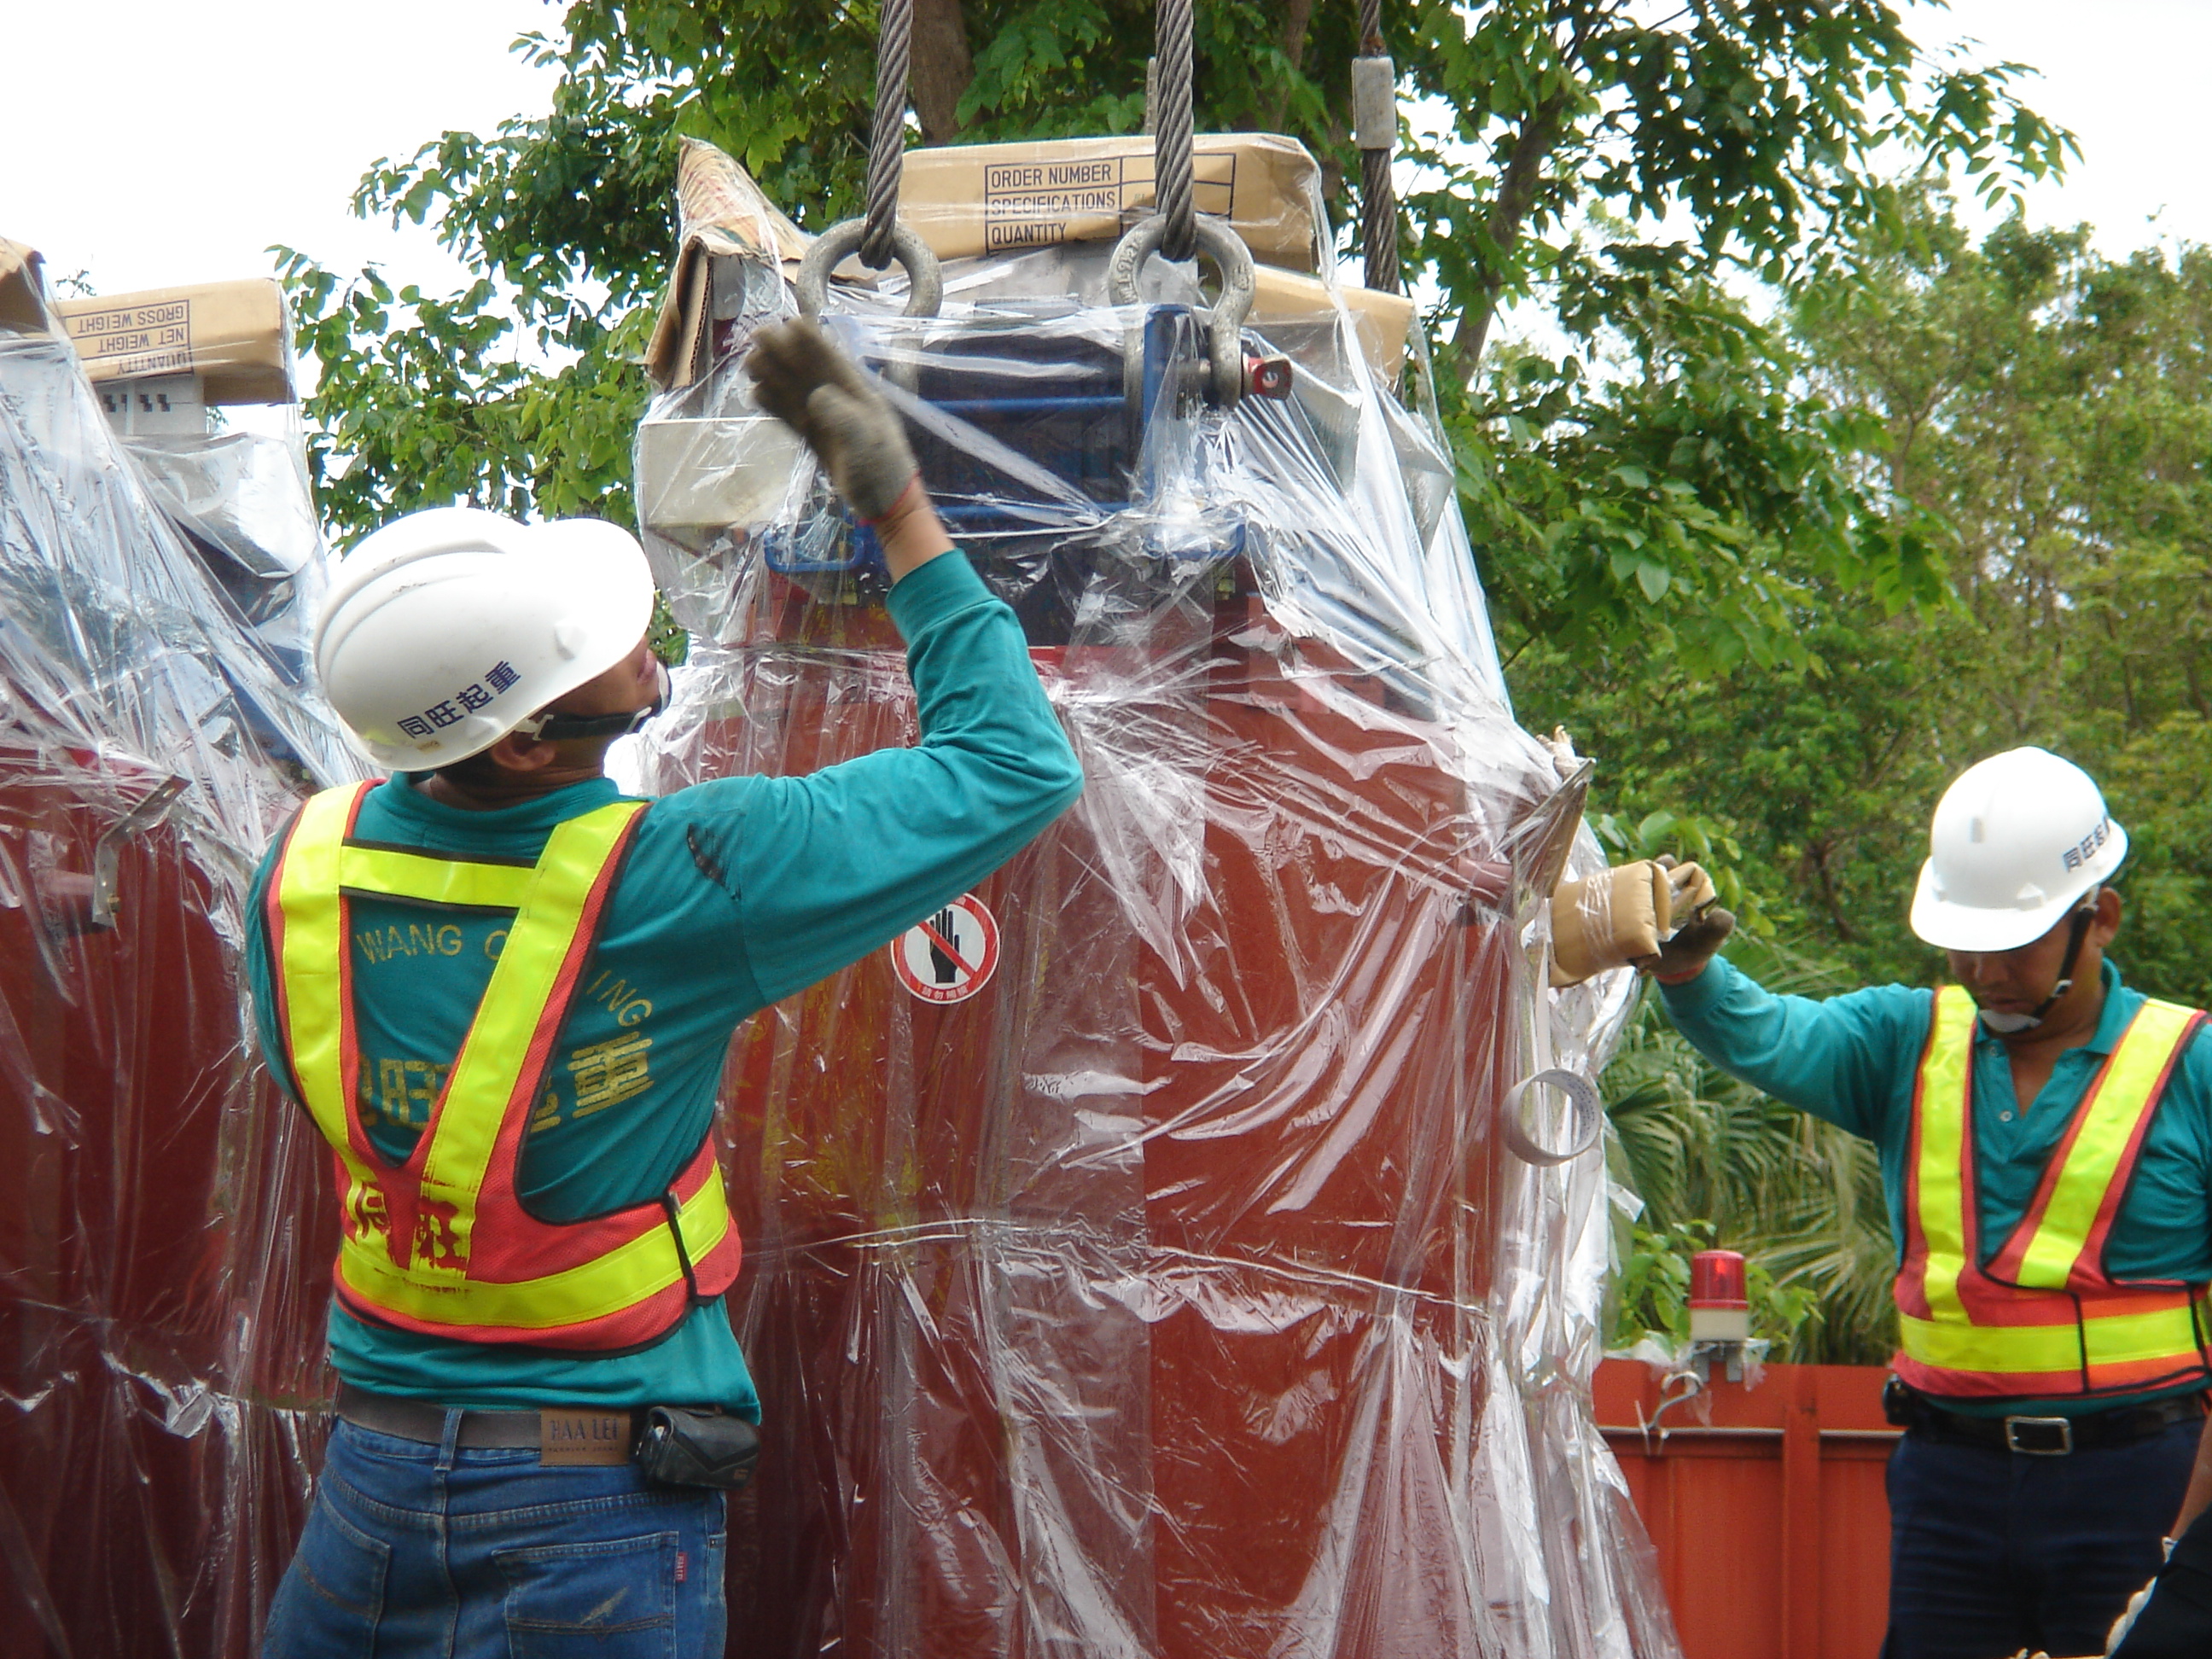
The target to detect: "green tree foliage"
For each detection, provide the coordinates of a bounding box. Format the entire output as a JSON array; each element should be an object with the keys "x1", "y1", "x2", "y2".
[
  {"x1": 282, "y1": 0, "x2": 2060, "y2": 684},
  {"x1": 1803, "y1": 207, "x2": 2212, "y2": 1005},
  {"x1": 1558, "y1": 205, "x2": 2212, "y2": 1360},
  {"x1": 1526, "y1": 201, "x2": 2212, "y2": 1000}
]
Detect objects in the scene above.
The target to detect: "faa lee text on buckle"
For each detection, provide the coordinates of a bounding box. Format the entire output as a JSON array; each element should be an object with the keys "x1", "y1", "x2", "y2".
[{"x1": 540, "y1": 1409, "x2": 633, "y2": 1465}]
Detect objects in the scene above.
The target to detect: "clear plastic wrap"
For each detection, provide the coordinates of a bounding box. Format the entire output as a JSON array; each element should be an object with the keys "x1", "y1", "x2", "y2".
[
  {"x1": 0, "y1": 271, "x2": 359, "y2": 1653},
  {"x1": 629, "y1": 196, "x2": 1676, "y2": 1656}
]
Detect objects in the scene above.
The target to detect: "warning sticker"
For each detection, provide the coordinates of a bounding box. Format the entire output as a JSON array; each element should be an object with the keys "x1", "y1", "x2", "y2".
[{"x1": 889, "y1": 894, "x2": 1000, "y2": 1005}]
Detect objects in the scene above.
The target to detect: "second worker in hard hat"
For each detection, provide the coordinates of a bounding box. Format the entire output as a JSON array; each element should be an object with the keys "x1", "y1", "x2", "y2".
[
  {"x1": 246, "y1": 318, "x2": 1084, "y2": 1656},
  {"x1": 1643, "y1": 747, "x2": 2212, "y2": 1659}
]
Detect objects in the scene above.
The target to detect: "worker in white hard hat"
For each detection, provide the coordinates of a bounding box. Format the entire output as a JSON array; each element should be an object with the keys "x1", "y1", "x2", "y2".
[
  {"x1": 244, "y1": 318, "x2": 1083, "y2": 1656},
  {"x1": 1644, "y1": 747, "x2": 2212, "y2": 1659}
]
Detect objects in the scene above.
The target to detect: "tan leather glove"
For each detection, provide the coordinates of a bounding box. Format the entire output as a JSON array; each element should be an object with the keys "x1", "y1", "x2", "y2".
[
  {"x1": 743, "y1": 317, "x2": 919, "y2": 522},
  {"x1": 1550, "y1": 857, "x2": 1729, "y2": 987},
  {"x1": 1639, "y1": 855, "x2": 1734, "y2": 984}
]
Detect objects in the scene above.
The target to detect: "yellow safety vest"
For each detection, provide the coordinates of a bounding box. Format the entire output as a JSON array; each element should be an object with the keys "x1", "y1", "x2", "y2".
[
  {"x1": 266, "y1": 782, "x2": 740, "y2": 1349},
  {"x1": 1893, "y1": 984, "x2": 2211, "y2": 1400}
]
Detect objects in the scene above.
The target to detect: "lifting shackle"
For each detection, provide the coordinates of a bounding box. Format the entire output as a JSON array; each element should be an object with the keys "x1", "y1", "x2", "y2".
[
  {"x1": 1109, "y1": 0, "x2": 1253, "y2": 405},
  {"x1": 795, "y1": 0, "x2": 945, "y2": 323},
  {"x1": 1112, "y1": 0, "x2": 1402, "y2": 404}
]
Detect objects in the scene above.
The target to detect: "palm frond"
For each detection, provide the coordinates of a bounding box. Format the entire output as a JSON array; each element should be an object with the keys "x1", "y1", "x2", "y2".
[{"x1": 1603, "y1": 969, "x2": 1898, "y2": 1365}]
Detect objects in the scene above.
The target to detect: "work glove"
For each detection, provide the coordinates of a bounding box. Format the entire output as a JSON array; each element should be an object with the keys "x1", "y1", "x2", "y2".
[
  {"x1": 1636, "y1": 855, "x2": 1736, "y2": 985},
  {"x1": 743, "y1": 317, "x2": 919, "y2": 523}
]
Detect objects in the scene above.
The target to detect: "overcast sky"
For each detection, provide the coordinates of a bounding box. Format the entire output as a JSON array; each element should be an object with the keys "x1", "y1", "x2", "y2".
[{"x1": 2, "y1": 0, "x2": 2203, "y2": 301}]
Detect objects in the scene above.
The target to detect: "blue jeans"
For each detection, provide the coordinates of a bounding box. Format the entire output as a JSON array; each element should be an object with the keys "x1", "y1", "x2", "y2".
[
  {"x1": 264, "y1": 1417, "x2": 726, "y2": 1657},
  {"x1": 1882, "y1": 1417, "x2": 2197, "y2": 1659}
]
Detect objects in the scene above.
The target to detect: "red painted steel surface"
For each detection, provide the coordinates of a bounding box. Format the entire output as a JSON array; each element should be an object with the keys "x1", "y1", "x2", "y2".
[
  {"x1": 653, "y1": 578, "x2": 1528, "y2": 1658},
  {"x1": 2, "y1": 317, "x2": 351, "y2": 1656},
  {"x1": 1594, "y1": 1360, "x2": 1897, "y2": 1659},
  {"x1": 0, "y1": 760, "x2": 334, "y2": 1656}
]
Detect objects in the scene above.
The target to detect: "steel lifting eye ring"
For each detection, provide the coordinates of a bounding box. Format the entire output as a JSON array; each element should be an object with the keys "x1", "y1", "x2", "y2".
[
  {"x1": 795, "y1": 218, "x2": 946, "y2": 321},
  {"x1": 1104, "y1": 214, "x2": 1258, "y2": 407}
]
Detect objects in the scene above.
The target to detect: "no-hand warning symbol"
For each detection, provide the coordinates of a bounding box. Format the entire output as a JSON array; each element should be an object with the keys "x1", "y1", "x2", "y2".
[{"x1": 889, "y1": 894, "x2": 1000, "y2": 1004}]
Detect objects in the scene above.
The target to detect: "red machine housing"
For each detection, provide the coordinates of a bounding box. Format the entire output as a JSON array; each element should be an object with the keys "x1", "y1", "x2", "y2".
[
  {"x1": 637, "y1": 557, "x2": 1538, "y2": 1657},
  {"x1": 0, "y1": 317, "x2": 344, "y2": 1657}
]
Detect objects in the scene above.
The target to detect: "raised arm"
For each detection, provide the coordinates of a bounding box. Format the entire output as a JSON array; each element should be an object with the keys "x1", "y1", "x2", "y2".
[{"x1": 672, "y1": 319, "x2": 1084, "y2": 1006}]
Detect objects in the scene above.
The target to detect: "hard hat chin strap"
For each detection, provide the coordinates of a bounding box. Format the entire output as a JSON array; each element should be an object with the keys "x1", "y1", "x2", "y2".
[
  {"x1": 1979, "y1": 890, "x2": 2100, "y2": 1034},
  {"x1": 515, "y1": 661, "x2": 672, "y2": 742}
]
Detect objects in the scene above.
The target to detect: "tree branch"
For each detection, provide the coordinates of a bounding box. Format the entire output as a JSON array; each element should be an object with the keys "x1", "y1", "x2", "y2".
[
  {"x1": 1452, "y1": 87, "x2": 1572, "y2": 387},
  {"x1": 911, "y1": 0, "x2": 973, "y2": 145},
  {"x1": 1258, "y1": 0, "x2": 1318, "y2": 131}
]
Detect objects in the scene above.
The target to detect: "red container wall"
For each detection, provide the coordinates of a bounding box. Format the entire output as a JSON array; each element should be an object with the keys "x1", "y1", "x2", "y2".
[
  {"x1": 1, "y1": 322, "x2": 350, "y2": 1658},
  {"x1": 0, "y1": 755, "x2": 333, "y2": 1657},
  {"x1": 1593, "y1": 1361, "x2": 1896, "y2": 1659}
]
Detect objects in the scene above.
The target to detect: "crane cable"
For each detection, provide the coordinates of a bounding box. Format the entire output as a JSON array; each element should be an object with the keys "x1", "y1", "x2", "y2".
[
  {"x1": 1354, "y1": 0, "x2": 1400, "y2": 295},
  {"x1": 866, "y1": 0, "x2": 1392, "y2": 293},
  {"x1": 1154, "y1": 0, "x2": 1196, "y2": 264},
  {"x1": 860, "y1": 0, "x2": 914, "y2": 271}
]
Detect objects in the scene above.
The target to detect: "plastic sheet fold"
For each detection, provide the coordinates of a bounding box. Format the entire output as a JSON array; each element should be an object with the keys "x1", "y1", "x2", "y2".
[
  {"x1": 0, "y1": 275, "x2": 358, "y2": 1656},
  {"x1": 0, "y1": 176, "x2": 1681, "y2": 1652},
  {"x1": 628, "y1": 189, "x2": 1674, "y2": 1656}
]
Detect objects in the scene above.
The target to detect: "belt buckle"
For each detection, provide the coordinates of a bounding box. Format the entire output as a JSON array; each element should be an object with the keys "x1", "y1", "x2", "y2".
[{"x1": 2003, "y1": 1414, "x2": 2074, "y2": 1456}]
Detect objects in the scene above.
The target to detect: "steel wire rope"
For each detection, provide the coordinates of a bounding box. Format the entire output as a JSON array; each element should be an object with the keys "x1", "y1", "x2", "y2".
[
  {"x1": 1356, "y1": 0, "x2": 1401, "y2": 294},
  {"x1": 860, "y1": 0, "x2": 914, "y2": 271},
  {"x1": 1154, "y1": 0, "x2": 1196, "y2": 264}
]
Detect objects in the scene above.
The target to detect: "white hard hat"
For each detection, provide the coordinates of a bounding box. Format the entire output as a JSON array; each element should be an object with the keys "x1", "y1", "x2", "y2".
[
  {"x1": 314, "y1": 507, "x2": 656, "y2": 771},
  {"x1": 1909, "y1": 747, "x2": 2127, "y2": 952}
]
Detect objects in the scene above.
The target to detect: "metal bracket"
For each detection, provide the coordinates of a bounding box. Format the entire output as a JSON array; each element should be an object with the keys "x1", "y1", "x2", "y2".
[{"x1": 44, "y1": 776, "x2": 189, "y2": 935}]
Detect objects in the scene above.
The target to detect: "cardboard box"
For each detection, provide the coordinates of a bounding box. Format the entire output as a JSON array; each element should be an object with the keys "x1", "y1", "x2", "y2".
[
  {"x1": 1, "y1": 238, "x2": 49, "y2": 334},
  {"x1": 1249, "y1": 265, "x2": 1417, "y2": 381},
  {"x1": 53, "y1": 279, "x2": 293, "y2": 405},
  {"x1": 647, "y1": 137, "x2": 815, "y2": 391},
  {"x1": 898, "y1": 133, "x2": 1323, "y2": 272}
]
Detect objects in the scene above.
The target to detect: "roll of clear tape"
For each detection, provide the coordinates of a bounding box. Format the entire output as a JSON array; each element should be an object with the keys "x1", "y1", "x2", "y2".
[{"x1": 1501, "y1": 1068, "x2": 1603, "y2": 1166}]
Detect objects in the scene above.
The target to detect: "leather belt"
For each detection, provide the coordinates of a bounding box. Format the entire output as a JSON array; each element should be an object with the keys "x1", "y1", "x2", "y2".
[
  {"x1": 335, "y1": 1382, "x2": 645, "y2": 1458},
  {"x1": 1887, "y1": 1377, "x2": 2207, "y2": 1457}
]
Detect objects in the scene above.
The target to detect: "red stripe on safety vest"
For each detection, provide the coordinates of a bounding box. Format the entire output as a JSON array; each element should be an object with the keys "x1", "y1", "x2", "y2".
[
  {"x1": 461, "y1": 806, "x2": 648, "y2": 1282},
  {"x1": 2074, "y1": 1010, "x2": 2209, "y2": 1291},
  {"x1": 306, "y1": 797, "x2": 741, "y2": 1350},
  {"x1": 1984, "y1": 1041, "x2": 2130, "y2": 1285},
  {"x1": 261, "y1": 800, "x2": 310, "y2": 1110},
  {"x1": 1890, "y1": 990, "x2": 2212, "y2": 1398},
  {"x1": 1891, "y1": 1344, "x2": 2212, "y2": 1400}
]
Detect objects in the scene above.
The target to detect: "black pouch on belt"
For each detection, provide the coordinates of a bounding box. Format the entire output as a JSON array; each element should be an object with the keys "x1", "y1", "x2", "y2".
[{"x1": 632, "y1": 1406, "x2": 760, "y2": 1491}]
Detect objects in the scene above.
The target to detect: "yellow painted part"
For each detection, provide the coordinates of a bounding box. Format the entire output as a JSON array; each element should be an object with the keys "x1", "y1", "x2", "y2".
[
  {"x1": 337, "y1": 1169, "x2": 732, "y2": 1330},
  {"x1": 1912, "y1": 986, "x2": 1979, "y2": 1324},
  {"x1": 338, "y1": 845, "x2": 533, "y2": 910},
  {"x1": 2012, "y1": 999, "x2": 2202, "y2": 1289},
  {"x1": 1899, "y1": 1301, "x2": 2203, "y2": 1375}
]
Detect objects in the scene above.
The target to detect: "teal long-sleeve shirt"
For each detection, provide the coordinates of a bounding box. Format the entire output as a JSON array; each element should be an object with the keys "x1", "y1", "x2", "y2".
[
  {"x1": 1658, "y1": 954, "x2": 2212, "y2": 1415},
  {"x1": 244, "y1": 551, "x2": 1083, "y2": 1412}
]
